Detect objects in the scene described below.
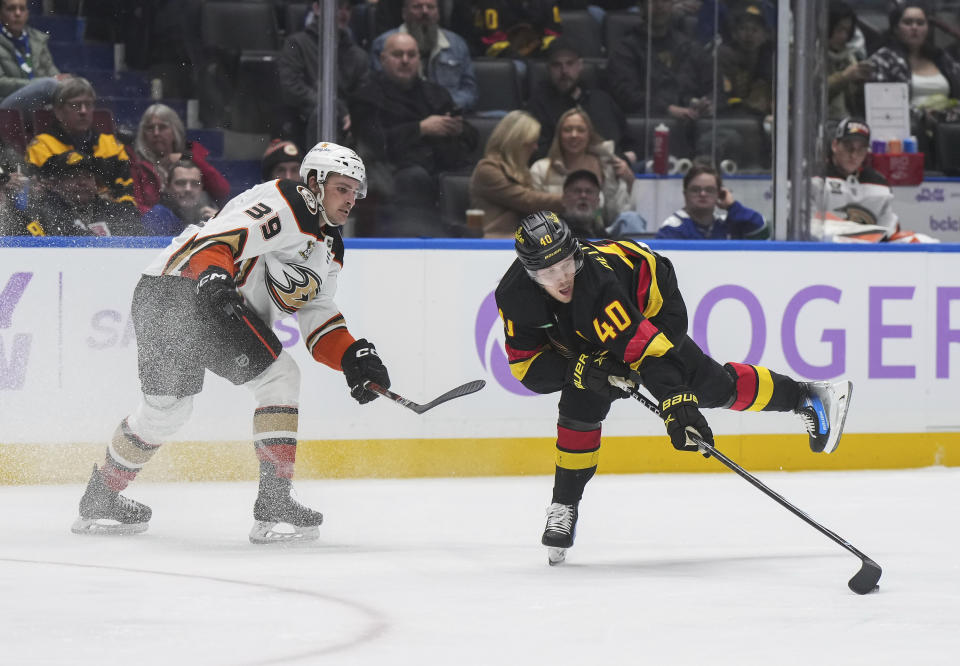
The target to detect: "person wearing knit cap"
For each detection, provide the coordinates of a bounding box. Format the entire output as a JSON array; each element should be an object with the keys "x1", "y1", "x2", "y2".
[{"x1": 261, "y1": 139, "x2": 303, "y2": 182}]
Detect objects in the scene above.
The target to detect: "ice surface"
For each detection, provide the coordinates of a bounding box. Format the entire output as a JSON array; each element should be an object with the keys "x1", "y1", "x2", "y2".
[{"x1": 2, "y1": 468, "x2": 958, "y2": 665}]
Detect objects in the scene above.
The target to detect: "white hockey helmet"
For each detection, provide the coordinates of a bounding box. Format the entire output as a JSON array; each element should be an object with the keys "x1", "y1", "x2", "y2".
[{"x1": 299, "y1": 141, "x2": 367, "y2": 199}]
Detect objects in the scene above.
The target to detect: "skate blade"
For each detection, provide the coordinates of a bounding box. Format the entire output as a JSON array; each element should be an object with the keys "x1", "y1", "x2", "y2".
[
  {"x1": 823, "y1": 381, "x2": 853, "y2": 454},
  {"x1": 249, "y1": 521, "x2": 320, "y2": 545},
  {"x1": 547, "y1": 547, "x2": 567, "y2": 566},
  {"x1": 71, "y1": 516, "x2": 149, "y2": 536}
]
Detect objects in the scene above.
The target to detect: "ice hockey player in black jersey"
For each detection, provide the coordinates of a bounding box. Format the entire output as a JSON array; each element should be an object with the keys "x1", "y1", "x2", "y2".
[
  {"x1": 71, "y1": 142, "x2": 392, "y2": 543},
  {"x1": 495, "y1": 211, "x2": 853, "y2": 565}
]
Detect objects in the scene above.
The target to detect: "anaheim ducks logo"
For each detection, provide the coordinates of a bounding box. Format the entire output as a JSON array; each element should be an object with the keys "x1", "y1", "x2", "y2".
[
  {"x1": 838, "y1": 203, "x2": 878, "y2": 226},
  {"x1": 265, "y1": 263, "x2": 323, "y2": 313}
]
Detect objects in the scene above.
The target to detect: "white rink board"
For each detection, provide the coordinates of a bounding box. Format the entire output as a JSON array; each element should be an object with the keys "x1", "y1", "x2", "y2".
[{"x1": 1, "y1": 243, "x2": 959, "y2": 444}]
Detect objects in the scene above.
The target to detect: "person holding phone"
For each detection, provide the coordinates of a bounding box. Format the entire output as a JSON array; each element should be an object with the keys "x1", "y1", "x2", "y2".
[{"x1": 655, "y1": 163, "x2": 769, "y2": 240}]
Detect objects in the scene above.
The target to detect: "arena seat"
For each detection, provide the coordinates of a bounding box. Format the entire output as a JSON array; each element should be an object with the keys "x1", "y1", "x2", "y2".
[
  {"x1": 471, "y1": 58, "x2": 522, "y2": 113},
  {"x1": 558, "y1": 10, "x2": 603, "y2": 57}
]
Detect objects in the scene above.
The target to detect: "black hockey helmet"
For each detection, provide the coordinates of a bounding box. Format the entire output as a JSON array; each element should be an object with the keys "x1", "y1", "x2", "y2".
[{"x1": 514, "y1": 211, "x2": 583, "y2": 273}]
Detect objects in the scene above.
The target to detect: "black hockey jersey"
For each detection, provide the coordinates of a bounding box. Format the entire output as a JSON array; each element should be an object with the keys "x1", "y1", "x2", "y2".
[{"x1": 495, "y1": 239, "x2": 689, "y2": 394}]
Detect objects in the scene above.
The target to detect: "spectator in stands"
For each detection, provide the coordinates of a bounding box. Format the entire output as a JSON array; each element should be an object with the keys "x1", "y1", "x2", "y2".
[
  {"x1": 606, "y1": 0, "x2": 714, "y2": 158},
  {"x1": 559, "y1": 169, "x2": 606, "y2": 238},
  {"x1": 14, "y1": 152, "x2": 143, "y2": 236},
  {"x1": 279, "y1": 0, "x2": 370, "y2": 148},
  {"x1": 25, "y1": 77, "x2": 138, "y2": 210},
  {"x1": 866, "y1": 2, "x2": 960, "y2": 161},
  {"x1": 0, "y1": 0, "x2": 70, "y2": 115},
  {"x1": 260, "y1": 139, "x2": 303, "y2": 183},
  {"x1": 371, "y1": 0, "x2": 478, "y2": 112},
  {"x1": 656, "y1": 163, "x2": 768, "y2": 239},
  {"x1": 717, "y1": 4, "x2": 774, "y2": 118},
  {"x1": 468, "y1": 109, "x2": 563, "y2": 238},
  {"x1": 525, "y1": 36, "x2": 638, "y2": 163},
  {"x1": 350, "y1": 32, "x2": 478, "y2": 236},
  {"x1": 141, "y1": 159, "x2": 219, "y2": 236},
  {"x1": 128, "y1": 103, "x2": 229, "y2": 214},
  {"x1": 530, "y1": 107, "x2": 637, "y2": 231},
  {"x1": 827, "y1": 0, "x2": 871, "y2": 121},
  {"x1": 470, "y1": 0, "x2": 561, "y2": 58},
  {"x1": 811, "y1": 117, "x2": 936, "y2": 243}
]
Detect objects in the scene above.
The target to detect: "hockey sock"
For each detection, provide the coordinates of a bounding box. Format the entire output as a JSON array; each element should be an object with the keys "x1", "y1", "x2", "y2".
[
  {"x1": 552, "y1": 420, "x2": 600, "y2": 505},
  {"x1": 253, "y1": 405, "x2": 298, "y2": 479},
  {"x1": 724, "y1": 363, "x2": 801, "y2": 413},
  {"x1": 101, "y1": 418, "x2": 161, "y2": 491}
]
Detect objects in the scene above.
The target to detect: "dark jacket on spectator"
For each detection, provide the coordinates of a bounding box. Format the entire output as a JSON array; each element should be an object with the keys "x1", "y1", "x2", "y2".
[
  {"x1": 606, "y1": 22, "x2": 713, "y2": 115},
  {"x1": 13, "y1": 185, "x2": 143, "y2": 237},
  {"x1": 525, "y1": 80, "x2": 638, "y2": 159},
  {"x1": 868, "y1": 42, "x2": 960, "y2": 102},
  {"x1": 349, "y1": 70, "x2": 478, "y2": 174},
  {"x1": 128, "y1": 141, "x2": 229, "y2": 214},
  {"x1": 0, "y1": 26, "x2": 59, "y2": 98},
  {"x1": 278, "y1": 22, "x2": 370, "y2": 127},
  {"x1": 26, "y1": 125, "x2": 137, "y2": 209}
]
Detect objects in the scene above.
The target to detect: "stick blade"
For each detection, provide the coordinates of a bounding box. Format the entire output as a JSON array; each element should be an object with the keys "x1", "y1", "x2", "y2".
[
  {"x1": 412, "y1": 379, "x2": 486, "y2": 414},
  {"x1": 848, "y1": 557, "x2": 882, "y2": 595}
]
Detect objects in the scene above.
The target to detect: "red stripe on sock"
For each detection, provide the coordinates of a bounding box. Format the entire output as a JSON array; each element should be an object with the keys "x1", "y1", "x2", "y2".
[
  {"x1": 100, "y1": 461, "x2": 137, "y2": 492},
  {"x1": 728, "y1": 362, "x2": 759, "y2": 411},
  {"x1": 255, "y1": 443, "x2": 296, "y2": 478},
  {"x1": 557, "y1": 425, "x2": 601, "y2": 452}
]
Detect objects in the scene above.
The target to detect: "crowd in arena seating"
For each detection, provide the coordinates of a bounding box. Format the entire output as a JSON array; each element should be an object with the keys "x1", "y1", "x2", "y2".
[{"x1": 0, "y1": 0, "x2": 958, "y2": 240}]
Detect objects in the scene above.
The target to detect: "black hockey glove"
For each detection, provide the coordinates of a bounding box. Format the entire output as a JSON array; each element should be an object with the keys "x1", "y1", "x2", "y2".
[
  {"x1": 195, "y1": 266, "x2": 283, "y2": 385},
  {"x1": 567, "y1": 351, "x2": 634, "y2": 401},
  {"x1": 196, "y1": 266, "x2": 243, "y2": 321},
  {"x1": 341, "y1": 338, "x2": 390, "y2": 404},
  {"x1": 660, "y1": 390, "x2": 714, "y2": 457}
]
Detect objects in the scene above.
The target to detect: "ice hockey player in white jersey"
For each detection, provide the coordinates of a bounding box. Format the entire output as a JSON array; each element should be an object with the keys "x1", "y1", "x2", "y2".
[
  {"x1": 71, "y1": 142, "x2": 392, "y2": 543},
  {"x1": 811, "y1": 117, "x2": 936, "y2": 243}
]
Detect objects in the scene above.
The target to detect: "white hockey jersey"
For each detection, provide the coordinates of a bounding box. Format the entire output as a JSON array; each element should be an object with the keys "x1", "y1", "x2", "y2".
[
  {"x1": 143, "y1": 179, "x2": 350, "y2": 366},
  {"x1": 809, "y1": 165, "x2": 899, "y2": 241}
]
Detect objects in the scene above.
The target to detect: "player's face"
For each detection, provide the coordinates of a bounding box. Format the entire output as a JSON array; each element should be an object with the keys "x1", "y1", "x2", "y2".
[
  {"x1": 319, "y1": 173, "x2": 361, "y2": 225},
  {"x1": 533, "y1": 254, "x2": 577, "y2": 303},
  {"x1": 831, "y1": 138, "x2": 868, "y2": 175}
]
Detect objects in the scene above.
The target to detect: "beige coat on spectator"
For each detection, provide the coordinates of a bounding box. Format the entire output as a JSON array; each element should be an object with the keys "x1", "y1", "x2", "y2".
[
  {"x1": 469, "y1": 155, "x2": 564, "y2": 238},
  {"x1": 529, "y1": 140, "x2": 632, "y2": 226}
]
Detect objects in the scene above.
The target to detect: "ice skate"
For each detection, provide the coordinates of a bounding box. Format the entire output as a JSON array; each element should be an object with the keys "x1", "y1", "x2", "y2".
[
  {"x1": 542, "y1": 502, "x2": 578, "y2": 564},
  {"x1": 249, "y1": 470, "x2": 323, "y2": 544},
  {"x1": 71, "y1": 465, "x2": 151, "y2": 535},
  {"x1": 796, "y1": 380, "x2": 852, "y2": 454}
]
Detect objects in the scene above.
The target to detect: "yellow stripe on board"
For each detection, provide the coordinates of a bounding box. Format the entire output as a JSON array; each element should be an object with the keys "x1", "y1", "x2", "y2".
[{"x1": 2, "y1": 432, "x2": 960, "y2": 485}]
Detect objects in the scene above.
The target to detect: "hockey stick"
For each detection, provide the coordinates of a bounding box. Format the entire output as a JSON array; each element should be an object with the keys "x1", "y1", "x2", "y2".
[
  {"x1": 363, "y1": 379, "x2": 486, "y2": 415},
  {"x1": 628, "y1": 387, "x2": 882, "y2": 595}
]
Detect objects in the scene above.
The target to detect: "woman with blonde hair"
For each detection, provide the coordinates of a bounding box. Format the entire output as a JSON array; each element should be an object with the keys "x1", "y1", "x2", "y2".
[
  {"x1": 469, "y1": 110, "x2": 563, "y2": 238},
  {"x1": 530, "y1": 107, "x2": 635, "y2": 230},
  {"x1": 128, "y1": 103, "x2": 229, "y2": 214}
]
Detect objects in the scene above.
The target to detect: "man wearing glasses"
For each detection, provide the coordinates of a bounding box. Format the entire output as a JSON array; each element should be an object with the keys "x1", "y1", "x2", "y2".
[
  {"x1": 25, "y1": 77, "x2": 136, "y2": 210},
  {"x1": 655, "y1": 163, "x2": 768, "y2": 239}
]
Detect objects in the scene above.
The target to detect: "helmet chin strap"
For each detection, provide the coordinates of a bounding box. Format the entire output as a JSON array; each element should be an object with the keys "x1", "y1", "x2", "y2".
[{"x1": 315, "y1": 182, "x2": 339, "y2": 227}]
